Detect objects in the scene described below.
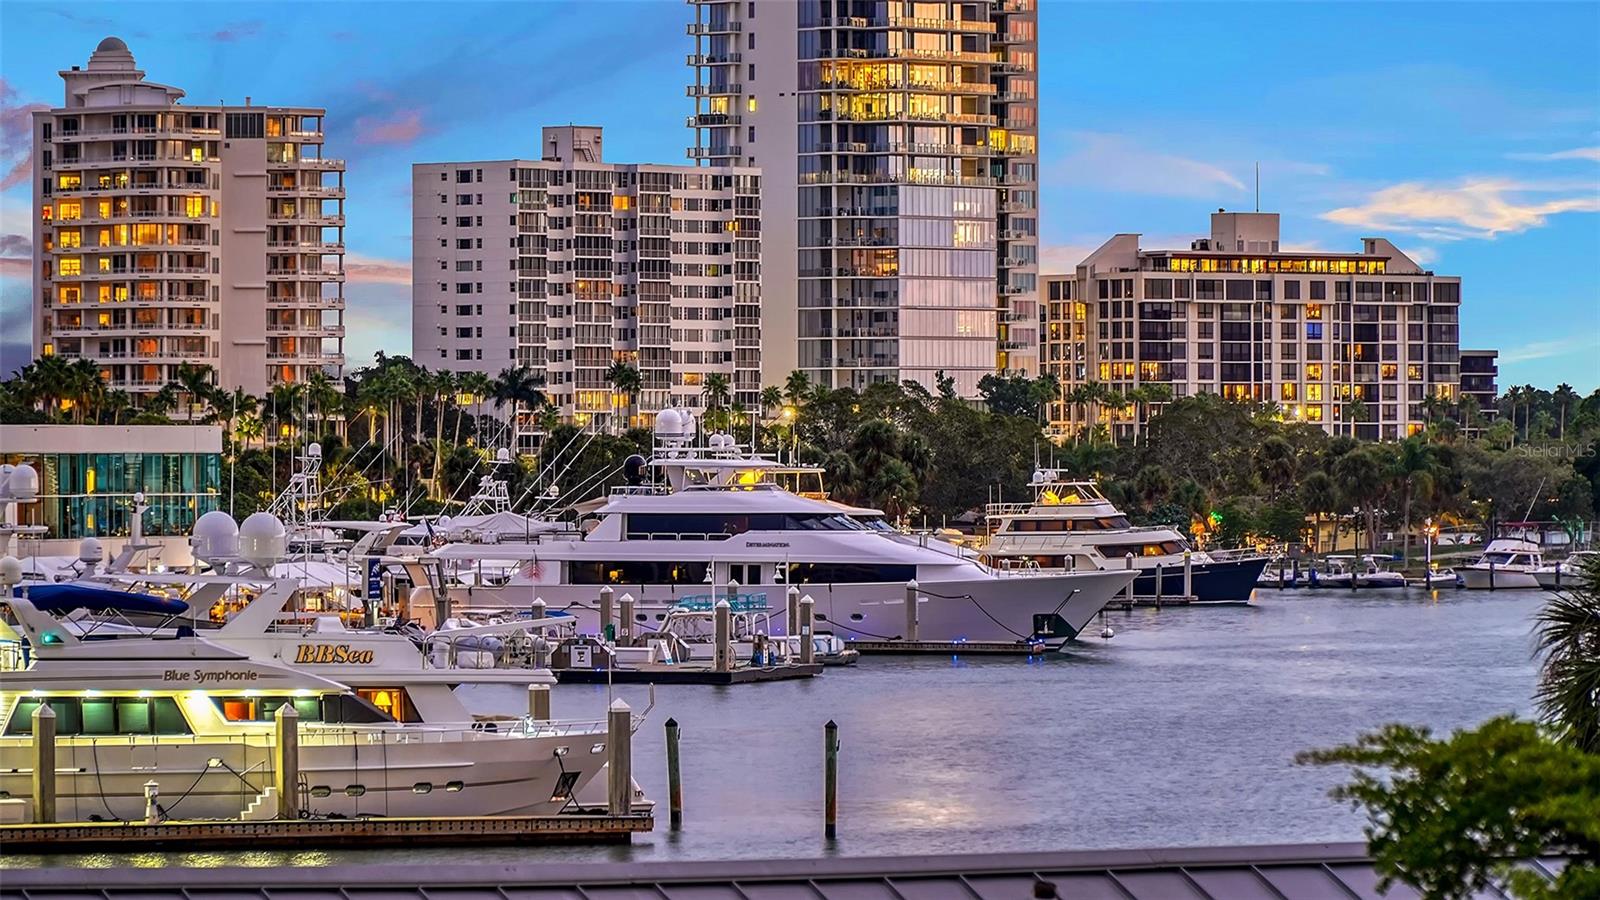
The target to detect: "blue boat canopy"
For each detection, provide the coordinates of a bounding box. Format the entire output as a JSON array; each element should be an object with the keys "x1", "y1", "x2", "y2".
[{"x1": 10, "y1": 583, "x2": 189, "y2": 616}]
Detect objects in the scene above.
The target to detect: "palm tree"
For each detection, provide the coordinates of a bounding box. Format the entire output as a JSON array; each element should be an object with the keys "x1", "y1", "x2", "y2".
[
  {"x1": 605, "y1": 361, "x2": 643, "y2": 434},
  {"x1": 304, "y1": 370, "x2": 343, "y2": 440},
  {"x1": 216, "y1": 388, "x2": 258, "y2": 450},
  {"x1": 267, "y1": 382, "x2": 305, "y2": 444},
  {"x1": 1300, "y1": 470, "x2": 1337, "y2": 555},
  {"x1": 1333, "y1": 446, "x2": 1386, "y2": 552},
  {"x1": 1391, "y1": 437, "x2": 1438, "y2": 565},
  {"x1": 701, "y1": 373, "x2": 732, "y2": 429},
  {"x1": 428, "y1": 368, "x2": 457, "y2": 495},
  {"x1": 783, "y1": 369, "x2": 812, "y2": 408},
  {"x1": 1345, "y1": 397, "x2": 1371, "y2": 438},
  {"x1": 493, "y1": 365, "x2": 549, "y2": 437},
  {"x1": 173, "y1": 362, "x2": 215, "y2": 422},
  {"x1": 1552, "y1": 383, "x2": 1579, "y2": 440},
  {"x1": 1534, "y1": 560, "x2": 1600, "y2": 753},
  {"x1": 455, "y1": 370, "x2": 493, "y2": 445}
]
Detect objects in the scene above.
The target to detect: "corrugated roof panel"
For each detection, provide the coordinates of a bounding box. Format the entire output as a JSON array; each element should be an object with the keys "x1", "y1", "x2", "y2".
[
  {"x1": 880, "y1": 877, "x2": 973, "y2": 900},
  {"x1": 732, "y1": 883, "x2": 819, "y2": 900},
  {"x1": 1325, "y1": 864, "x2": 1421, "y2": 900},
  {"x1": 1256, "y1": 865, "x2": 1363, "y2": 898},
  {"x1": 1029, "y1": 873, "x2": 1129, "y2": 900},
  {"x1": 810, "y1": 880, "x2": 901, "y2": 900},
  {"x1": 498, "y1": 888, "x2": 587, "y2": 900},
  {"x1": 1182, "y1": 868, "x2": 1284, "y2": 900},
  {"x1": 657, "y1": 884, "x2": 746, "y2": 900},
  {"x1": 581, "y1": 887, "x2": 669, "y2": 900},
  {"x1": 1108, "y1": 871, "x2": 1208, "y2": 900},
  {"x1": 958, "y1": 875, "x2": 1042, "y2": 900}
]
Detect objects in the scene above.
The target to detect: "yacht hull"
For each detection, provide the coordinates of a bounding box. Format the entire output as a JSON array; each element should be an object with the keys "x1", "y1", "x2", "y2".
[
  {"x1": 1458, "y1": 567, "x2": 1541, "y2": 590},
  {"x1": 0, "y1": 726, "x2": 606, "y2": 821},
  {"x1": 484, "y1": 569, "x2": 1135, "y2": 646},
  {"x1": 1130, "y1": 558, "x2": 1267, "y2": 602}
]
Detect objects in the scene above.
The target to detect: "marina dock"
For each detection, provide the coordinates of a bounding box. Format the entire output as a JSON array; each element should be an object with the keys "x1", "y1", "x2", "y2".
[
  {"x1": 848, "y1": 638, "x2": 1050, "y2": 655},
  {"x1": 0, "y1": 813, "x2": 652, "y2": 852},
  {"x1": 554, "y1": 662, "x2": 823, "y2": 684}
]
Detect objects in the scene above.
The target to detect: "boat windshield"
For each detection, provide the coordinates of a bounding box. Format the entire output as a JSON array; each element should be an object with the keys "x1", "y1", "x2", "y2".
[
  {"x1": 1005, "y1": 516, "x2": 1131, "y2": 532},
  {"x1": 626, "y1": 512, "x2": 869, "y2": 539},
  {"x1": 1480, "y1": 552, "x2": 1518, "y2": 565}
]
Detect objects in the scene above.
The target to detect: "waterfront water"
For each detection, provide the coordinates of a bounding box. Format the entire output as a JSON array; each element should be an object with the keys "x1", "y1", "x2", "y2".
[{"x1": 8, "y1": 587, "x2": 1545, "y2": 868}]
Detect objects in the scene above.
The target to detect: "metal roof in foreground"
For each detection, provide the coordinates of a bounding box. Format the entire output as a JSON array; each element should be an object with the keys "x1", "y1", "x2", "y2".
[{"x1": 0, "y1": 842, "x2": 1570, "y2": 900}]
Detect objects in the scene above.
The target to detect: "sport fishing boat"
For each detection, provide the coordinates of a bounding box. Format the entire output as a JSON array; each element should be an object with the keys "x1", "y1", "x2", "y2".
[
  {"x1": 0, "y1": 573, "x2": 619, "y2": 822},
  {"x1": 430, "y1": 413, "x2": 1136, "y2": 647},
  {"x1": 1533, "y1": 550, "x2": 1597, "y2": 589},
  {"x1": 1458, "y1": 539, "x2": 1544, "y2": 590},
  {"x1": 979, "y1": 471, "x2": 1267, "y2": 603},
  {"x1": 1306, "y1": 555, "x2": 1408, "y2": 589}
]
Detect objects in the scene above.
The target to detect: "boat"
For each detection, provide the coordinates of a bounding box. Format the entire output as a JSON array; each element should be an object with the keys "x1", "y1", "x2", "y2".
[
  {"x1": 1458, "y1": 539, "x2": 1544, "y2": 590},
  {"x1": 979, "y1": 470, "x2": 1267, "y2": 603},
  {"x1": 429, "y1": 413, "x2": 1136, "y2": 648},
  {"x1": 0, "y1": 573, "x2": 619, "y2": 822},
  {"x1": 1533, "y1": 550, "x2": 1598, "y2": 589},
  {"x1": 1306, "y1": 555, "x2": 1408, "y2": 589},
  {"x1": 1417, "y1": 566, "x2": 1460, "y2": 589}
]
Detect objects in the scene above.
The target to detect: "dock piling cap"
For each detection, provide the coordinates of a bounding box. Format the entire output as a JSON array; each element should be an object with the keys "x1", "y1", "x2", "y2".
[
  {"x1": 714, "y1": 598, "x2": 730, "y2": 609},
  {"x1": 609, "y1": 698, "x2": 631, "y2": 712}
]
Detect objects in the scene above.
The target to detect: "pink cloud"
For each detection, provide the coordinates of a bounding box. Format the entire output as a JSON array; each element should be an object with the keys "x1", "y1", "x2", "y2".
[
  {"x1": 0, "y1": 79, "x2": 49, "y2": 191},
  {"x1": 354, "y1": 109, "x2": 426, "y2": 147},
  {"x1": 344, "y1": 253, "x2": 411, "y2": 285}
]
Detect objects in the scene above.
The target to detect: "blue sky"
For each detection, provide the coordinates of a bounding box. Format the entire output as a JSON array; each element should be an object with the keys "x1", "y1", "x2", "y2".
[{"x1": 2, "y1": 1, "x2": 1597, "y2": 390}]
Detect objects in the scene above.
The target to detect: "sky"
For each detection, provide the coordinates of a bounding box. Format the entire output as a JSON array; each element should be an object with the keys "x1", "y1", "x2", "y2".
[{"x1": 1, "y1": 1, "x2": 1597, "y2": 391}]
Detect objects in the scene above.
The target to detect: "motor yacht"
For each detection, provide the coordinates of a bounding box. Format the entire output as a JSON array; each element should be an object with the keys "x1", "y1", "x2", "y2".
[
  {"x1": 429, "y1": 414, "x2": 1135, "y2": 648},
  {"x1": 1307, "y1": 555, "x2": 1407, "y2": 589},
  {"x1": 1458, "y1": 539, "x2": 1544, "y2": 590},
  {"x1": 1533, "y1": 550, "x2": 1597, "y2": 589},
  {"x1": 980, "y1": 471, "x2": 1267, "y2": 603},
  {"x1": 0, "y1": 574, "x2": 617, "y2": 822}
]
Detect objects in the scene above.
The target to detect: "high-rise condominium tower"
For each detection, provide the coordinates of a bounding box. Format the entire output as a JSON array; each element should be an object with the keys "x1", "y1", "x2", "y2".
[
  {"x1": 413, "y1": 126, "x2": 761, "y2": 447},
  {"x1": 29, "y1": 38, "x2": 346, "y2": 399},
  {"x1": 688, "y1": 0, "x2": 1038, "y2": 396}
]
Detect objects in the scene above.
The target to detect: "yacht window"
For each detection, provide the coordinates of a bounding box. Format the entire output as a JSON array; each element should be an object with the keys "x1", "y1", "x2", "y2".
[
  {"x1": 445, "y1": 781, "x2": 465, "y2": 792},
  {"x1": 1480, "y1": 552, "x2": 1515, "y2": 565},
  {"x1": 5, "y1": 698, "x2": 192, "y2": 736},
  {"x1": 785, "y1": 562, "x2": 918, "y2": 584},
  {"x1": 310, "y1": 786, "x2": 332, "y2": 798},
  {"x1": 1096, "y1": 541, "x2": 1185, "y2": 558},
  {"x1": 412, "y1": 783, "x2": 433, "y2": 794},
  {"x1": 346, "y1": 785, "x2": 366, "y2": 797},
  {"x1": 570, "y1": 560, "x2": 709, "y2": 585}
]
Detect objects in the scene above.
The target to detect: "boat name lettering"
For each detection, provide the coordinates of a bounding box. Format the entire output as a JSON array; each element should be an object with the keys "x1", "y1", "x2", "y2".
[
  {"x1": 746, "y1": 541, "x2": 790, "y2": 548},
  {"x1": 163, "y1": 668, "x2": 261, "y2": 684},
  {"x1": 294, "y1": 644, "x2": 377, "y2": 665}
]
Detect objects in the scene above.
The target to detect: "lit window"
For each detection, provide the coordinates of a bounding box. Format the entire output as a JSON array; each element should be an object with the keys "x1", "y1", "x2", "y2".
[
  {"x1": 746, "y1": 96, "x2": 758, "y2": 113},
  {"x1": 58, "y1": 256, "x2": 82, "y2": 276}
]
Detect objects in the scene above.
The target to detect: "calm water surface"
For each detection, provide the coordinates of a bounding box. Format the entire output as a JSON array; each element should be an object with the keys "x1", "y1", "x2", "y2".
[{"x1": 10, "y1": 588, "x2": 1545, "y2": 868}]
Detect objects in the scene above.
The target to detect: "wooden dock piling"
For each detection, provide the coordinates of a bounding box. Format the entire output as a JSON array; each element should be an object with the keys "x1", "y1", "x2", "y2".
[
  {"x1": 798, "y1": 595, "x2": 816, "y2": 665},
  {"x1": 713, "y1": 599, "x2": 732, "y2": 672},
  {"x1": 599, "y1": 585, "x2": 615, "y2": 637},
  {"x1": 607, "y1": 699, "x2": 632, "y2": 816},
  {"x1": 665, "y1": 717, "x2": 683, "y2": 831},
  {"x1": 903, "y1": 579, "x2": 919, "y2": 641},
  {"x1": 31, "y1": 702, "x2": 55, "y2": 825},
  {"x1": 528, "y1": 684, "x2": 551, "y2": 720},
  {"x1": 619, "y1": 593, "x2": 636, "y2": 646},
  {"x1": 1183, "y1": 551, "x2": 1193, "y2": 597},
  {"x1": 273, "y1": 704, "x2": 299, "y2": 820},
  {"x1": 824, "y1": 719, "x2": 839, "y2": 840},
  {"x1": 786, "y1": 584, "x2": 800, "y2": 636}
]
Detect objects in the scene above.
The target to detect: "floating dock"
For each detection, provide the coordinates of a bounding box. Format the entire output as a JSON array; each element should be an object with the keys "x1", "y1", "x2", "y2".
[
  {"x1": 848, "y1": 639, "x2": 1050, "y2": 656},
  {"x1": 0, "y1": 812, "x2": 652, "y2": 852},
  {"x1": 554, "y1": 663, "x2": 822, "y2": 684}
]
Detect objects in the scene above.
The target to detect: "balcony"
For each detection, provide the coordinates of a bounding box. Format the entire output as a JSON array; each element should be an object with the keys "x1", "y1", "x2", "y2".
[
  {"x1": 55, "y1": 125, "x2": 222, "y2": 141},
  {"x1": 800, "y1": 172, "x2": 996, "y2": 187},
  {"x1": 886, "y1": 16, "x2": 997, "y2": 33},
  {"x1": 267, "y1": 269, "x2": 346, "y2": 283},
  {"x1": 267, "y1": 184, "x2": 346, "y2": 199},
  {"x1": 63, "y1": 266, "x2": 213, "y2": 281},
  {"x1": 686, "y1": 21, "x2": 741, "y2": 34},
  {"x1": 687, "y1": 52, "x2": 742, "y2": 65},
  {"x1": 687, "y1": 83, "x2": 743, "y2": 97},
  {"x1": 687, "y1": 113, "x2": 742, "y2": 128},
  {"x1": 267, "y1": 240, "x2": 345, "y2": 253},
  {"x1": 291, "y1": 158, "x2": 345, "y2": 171},
  {"x1": 687, "y1": 146, "x2": 742, "y2": 159}
]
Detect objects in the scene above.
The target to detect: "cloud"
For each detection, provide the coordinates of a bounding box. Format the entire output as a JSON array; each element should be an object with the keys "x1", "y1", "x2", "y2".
[
  {"x1": 344, "y1": 253, "x2": 411, "y2": 285},
  {"x1": 208, "y1": 21, "x2": 264, "y2": 42},
  {"x1": 1322, "y1": 178, "x2": 1600, "y2": 240},
  {"x1": 0, "y1": 233, "x2": 29, "y2": 276},
  {"x1": 1048, "y1": 133, "x2": 1248, "y2": 199},
  {"x1": 0, "y1": 79, "x2": 49, "y2": 191},
  {"x1": 1402, "y1": 245, "x2": 1439, "y2": 266},
  {"x1": 354, "y1": 109, "x2": 426, "y2": 147},
  {"x1": 1505, "y1": 146, "x2": 1600, "y2": 162},
  {"x1": 1499, "y1": 335, "x2": 1597, "y2": 364}
]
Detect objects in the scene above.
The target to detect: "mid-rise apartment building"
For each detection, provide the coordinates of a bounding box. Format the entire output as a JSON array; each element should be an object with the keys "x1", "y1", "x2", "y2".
[
  {"x1": 687, "y1": 0, "x2": 1039, "y2": 396},
  {"x1": 1042, "y1": 211, "x2": 1464, "y2": 442},
  {"x1": 1459, "y1": 349, "x2": 1499, "y2": 417},
  {"x1": 412, "y1": 126, "x2": 761, "y2": 443},
  {"x1": 30, "y1": 38, "x2": 346, "y2": 399}
]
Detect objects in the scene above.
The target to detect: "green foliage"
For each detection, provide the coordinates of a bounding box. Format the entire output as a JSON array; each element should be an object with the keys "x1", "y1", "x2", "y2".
[
  {"x1": 1536, "y1": 558, "x2": 1600, "y2": 754},
  {"x1": 1299, "y1": 718, "x2": 1599, "y2": 899}
]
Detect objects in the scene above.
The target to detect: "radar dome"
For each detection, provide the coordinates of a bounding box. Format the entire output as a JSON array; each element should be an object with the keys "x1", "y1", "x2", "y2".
[
  {"x1": 8, "y1": 464, "x2": 39, "y2": 500},
  {"x1": 238, "y1": 513, "x2": 288, "y2": 567},
  {"x1": 307, "y1": 442, "x2": 322, "y2": 458},
  {"x1": 191, "y1": 510, "x2": 240, "y2": 561},
  {"x1": 623, "y1": 454, "x2": 647, "y2": 485},
  {"x1": 78, "y1": 537, "x2": 104, "y2": 563},
  {"x1": 1031, "y1": 469, "x2": 1047, "y2": 485},
  {"x1": 0, "y1": 556, "x2": 20, "y2": 587},
  {"x1": 654, "y1": 408, "x2": 683, "y2": 435},
  {"x1": 677, "y1": 409, "x2": 696, "y2": 435},
  {"x1": 495, "y1": 447, "x2": 511, "y2": 463}
]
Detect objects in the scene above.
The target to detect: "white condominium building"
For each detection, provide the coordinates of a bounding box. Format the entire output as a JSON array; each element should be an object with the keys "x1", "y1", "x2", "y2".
[
  {"x1": 1042, "y1": 211, "x2": 1464, "y2": 442},
  {"x1": 687, "y1": 0, "x2": 1039, "y2": 397},
  {"x1": 412, "y1": 126, "x2": 761, "y2": 441},
  {"x1": 29, "y1": 38, "x2": 346, "y2": 398}
]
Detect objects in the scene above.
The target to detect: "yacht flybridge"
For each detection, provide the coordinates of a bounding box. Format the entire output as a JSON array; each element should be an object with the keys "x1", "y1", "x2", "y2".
[
  {"x1": 981, "y1": 471, "x2": 1268, "y2": 603},
  {"x1": 433, "y1": 411, "x2": 1136, "y2": 647},
  {"x1": 0, "y1": 568, "x2": 614, "y2": 822}
]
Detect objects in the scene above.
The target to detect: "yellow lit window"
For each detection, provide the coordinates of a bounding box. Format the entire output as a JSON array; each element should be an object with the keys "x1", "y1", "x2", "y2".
[
  {"x1": 612, "y1": 195, "x2": 632, "y2": 211},
  {"x1": 746, "y1": 96, "x2": 758, "y2": 113},
  {"x1": 97, "y1": 312, "x2": 112, "y2": 327},
  {"x1": 41, "y1": 343, "x2": 54, "y2": 356},
  {"x1": 57, "y1": 173, "x2": 81, "y2": 190},
  {"x1": 98, "y1": 257, "x2": 110, "y2": 272},
  {"x1": 1306, "y1": 363, "x2": 1323, "y2": 380},
  {"x1": 1307, "y1": 384, "x2": 1323, "y2": 401},
  {"x1": 57, "y1": 286, "x2": 80, "y2": 303},
  {"x1": 1407, "y1": 364, "x2": 1422, "y2": 380},
  {"x1": 190, "y1": 146, "x2": 203, "y2": 162},
  {"x1": 57, "y1": 201, "x2": 81, "y2": 221},
  {"x1": 114, "y1": 286, "x2": 129, "y2": 302},
  {"x1": 98, "y1": 285, "x2": 111, "y2": 303},
  {"x1": 1306, "y1": 405, "x2": 1323, "y2": 422},
  {"x1": 1380, "y1": 364, "x2": 1398, "y2": 380},
  {"x1": 1280, "y1": 383, "x2": 1297, "y2": 401},
  {"x1": 58, "y1": 256, "x2": 82, "y2": 276},
  {"x1": 57, "y1": 228, "x2": 81, "y2": 248},
  {"x1": 184, "y1": 196, "x2": 205, "y2": 218},
  {"x1": 1305, "y1": 304, "x2": 1322, "y2": 320}
]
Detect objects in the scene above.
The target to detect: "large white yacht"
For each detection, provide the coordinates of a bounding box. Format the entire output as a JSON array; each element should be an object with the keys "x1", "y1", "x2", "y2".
[
  {"x1": 1459, "y1": 538, "x2": 1544, "y2": 590},
  {"x1": 0, "y1": 575, "x2": 616, "y2": 822},
  {"x1": 433, "y1": 413, "x2": 1136, "y2": 647},
  {"x1": 980, "y1": 471, "x2": 1267, "y2": 603}
]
